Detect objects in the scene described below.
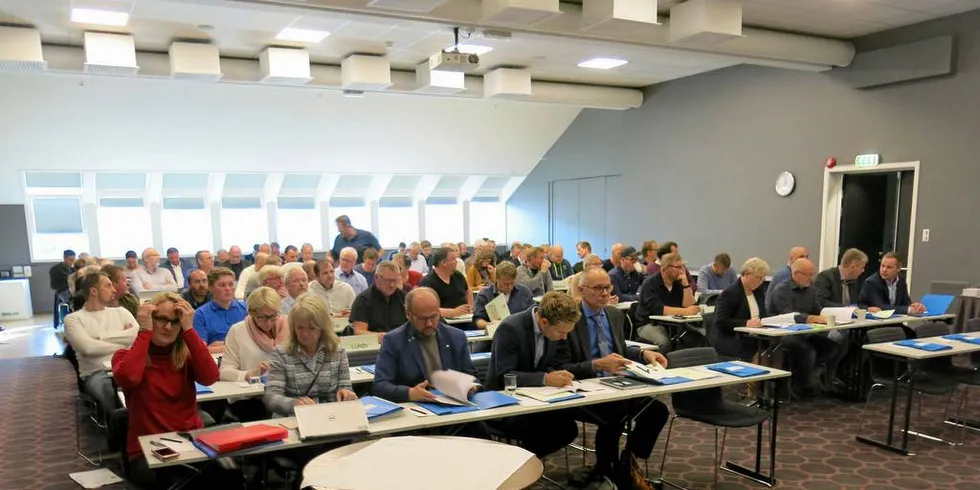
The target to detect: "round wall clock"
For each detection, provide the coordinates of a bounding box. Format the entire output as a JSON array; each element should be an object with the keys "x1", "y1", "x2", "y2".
[{"x1": 775, "y1": 171, "x2": 796, "y2": 197}]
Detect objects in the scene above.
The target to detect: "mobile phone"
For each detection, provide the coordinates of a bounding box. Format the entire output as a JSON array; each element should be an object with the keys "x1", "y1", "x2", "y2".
[{"x1": 151, "y1": 446, "x2": 179, "y2": 461}]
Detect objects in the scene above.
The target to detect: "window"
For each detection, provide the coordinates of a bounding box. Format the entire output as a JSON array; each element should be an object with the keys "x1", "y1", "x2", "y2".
[
  {"x1": 97, "y1": 198, "x2": 151, "y2": 258},
  {"x1": 221, "y1": 197, "x2": 268, "y2": 250},
  {"x1": 327, "y1": 198, "x2": 371, "y2": 246},
  {"x1": 161, "y1": 198, "x2": 213, "y2": 254},
  {"x1": 377, "y1": 198, "x2": 418, "y2": 248},
  {"x1": 29, "y1": 197, "x2": 88, "y2": 261},
  {"x1": 469, "y1": 199, "x2": 506, "y2": 243},
  {"x1": 277, "y1": 197, "x2": 322, "y2": 250},
  {"x1": 424, "y1": 197, "x2": 463, "y2": 244}
]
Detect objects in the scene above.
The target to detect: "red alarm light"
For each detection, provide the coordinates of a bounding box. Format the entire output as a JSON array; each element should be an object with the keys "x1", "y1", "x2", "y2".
[{"x1": 826, "y1": 157, "x2": 837, "y2": 168}]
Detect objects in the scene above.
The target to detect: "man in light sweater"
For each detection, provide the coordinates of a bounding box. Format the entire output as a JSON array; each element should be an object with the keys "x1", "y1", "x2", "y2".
[
  {"x1": 65, "y1": 271, "x2": 139, "y2": 413},
  {"x1": 134, "y1": 248, "x2": 178, "y2": 293},
  {"x1": 308, "y1": 259, "x2": 356, "y2": 316},
  {"x1": 516, "y1": 246, "x2": 554, "y2": 296}
]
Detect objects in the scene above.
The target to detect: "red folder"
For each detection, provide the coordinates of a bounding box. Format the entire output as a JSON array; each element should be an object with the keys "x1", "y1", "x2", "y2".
[{"x1": 195, "y1": 424, "x2": 288, "y2": 454}]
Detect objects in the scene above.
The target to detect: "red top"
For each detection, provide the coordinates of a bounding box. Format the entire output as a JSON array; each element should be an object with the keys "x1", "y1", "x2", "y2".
[
  {"x1": 112, "y1": 328, "x2": 219, "y2": 460},
  {"x1": 407, "y1": 270, "x2": 423, "y2": 288}
]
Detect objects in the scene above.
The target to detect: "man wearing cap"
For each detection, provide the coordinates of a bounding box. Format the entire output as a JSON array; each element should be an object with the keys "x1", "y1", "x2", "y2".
[{"x1": 608, "y1": 246, "x2": 644, "y2": 302}]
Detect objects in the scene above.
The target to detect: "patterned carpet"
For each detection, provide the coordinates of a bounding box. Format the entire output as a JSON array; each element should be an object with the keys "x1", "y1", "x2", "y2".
[{"x1": 2, "y1": 356, "x2": 979, "y2": 490}]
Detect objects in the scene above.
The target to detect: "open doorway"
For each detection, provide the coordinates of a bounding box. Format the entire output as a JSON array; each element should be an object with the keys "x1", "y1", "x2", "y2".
[{"x1": 819, "y1": 162, "x2": 920, "y2": 288}]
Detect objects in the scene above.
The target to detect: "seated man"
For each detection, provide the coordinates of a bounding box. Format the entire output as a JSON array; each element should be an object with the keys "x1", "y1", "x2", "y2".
[
  {"x1": 181, "y1": 269, "x2": 212, "y2": 310},
  {"x1": 697, "y1": 253, "x2": 738, "y2": 295},
  {"x1": 548, "y1": 244, "x2": 574, "y2": 281},
  {"x1": 473, "y1": 261, "x2": 535, "y2": 329},
  {"x1": 354, "y1": 247, "x2": 380, "y2": 287},
  {"x1": 814, "y1": 248, "x2": 872, "y2": 308},
  {"x1": 419, "y1": 246, "x2": 473, "y2": 320},
  {"x1": 161, "y1": 247, "x2": 191, "y2": 290},
  {"x1": 516, "y1": 247, "x2": 554, "y2": 296},
  {"x1": 487, "y1": 292, "x2": 580, "y2": 459},
  {"x1": 193, "y1": 250, "x2": 215, "y2": 276},
  {"x1": 635, "y1": 253, "x2": 700, "y2": 351},
  {"x1": 350, "y1": 261, "x2": 407, "y2": 338},
  {"x1": 103, "y1": 264, "x2": 139, "y2": 318},
  {"x1": 282, "y1": 245, "x2": 299, "y2": 264},
  {"x1": 572, "y1": 241, "x2": 591, "y2": 274},
  {"x1": 134, "y1": 248, "x2": 178, "y2": 293},
  {"x1": 765, "y1": 246, "x2": 809, "y2": 312},
  {"x1": 859, "y1": 252, "x2": 926, "y2": 315},
  {"x1": 608, "y1": 246, "x2": 643, "y2": 302},
  {"x1": 372, "y1": 287, "x2": 478, "y2": 403},
  {"x1": 65, "y1": 271, "x2": 139, "y2": 413},
  {"x1": 336, "y1": 246, "x2": 369, "y2": 295},
  {"x1": 769, "y1": 258, "x2": 849, "y2": 396},
  {"x1": 556, "y1": 268, "x2": 670, "y2": 484},
  {"x1": 601, "y1": 243, "x2": 623, "y2": 272},
  {"x1": 193, "y1": 267, "x2": 248, "y2": 354},
  {"x1": 308, "y1": 259, "x2": 356, "y2": 316},
  {"x1": 257, "y1": 265, "x2": 287, "y2": 299},
  {"x1": 408, "y1": 242, "x2": 429, "y2": 274},
  {"x1": 280, "y1": 267, "x2": 309, "y2": 314},
  {"x1": 220, "y1": 245, "x2": 249, "y2": 281}
]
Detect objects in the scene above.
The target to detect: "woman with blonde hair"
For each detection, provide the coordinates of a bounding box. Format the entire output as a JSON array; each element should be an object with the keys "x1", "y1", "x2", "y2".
[
  {"x1": 263, "y1": 294, "x2": 356, "y2": 417},
  {"x1": 465, "y1": 249, "x2": 497, "y2": 291},
  {"x1": 112, "y1": 292, "x2": 219, "y2": 488}
]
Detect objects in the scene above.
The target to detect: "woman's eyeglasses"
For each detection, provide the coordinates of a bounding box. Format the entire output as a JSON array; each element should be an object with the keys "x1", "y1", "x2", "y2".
[
  {"x1": 152, "y1": 315, "x2": 180, "y2": 327},
  {"x1": 253, "y1": 313, "x2": 279, "y2": 322}
]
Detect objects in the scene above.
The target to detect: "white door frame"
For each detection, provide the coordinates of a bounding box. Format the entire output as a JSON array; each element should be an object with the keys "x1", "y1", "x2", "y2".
[{"x1": 818, "y1": 161, "x2": 920, "y2": 288}]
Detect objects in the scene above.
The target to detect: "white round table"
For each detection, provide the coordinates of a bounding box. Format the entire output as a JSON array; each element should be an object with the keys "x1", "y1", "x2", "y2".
[{"x1": 302, "y1": 436, "x2": 543, "y2": 489}]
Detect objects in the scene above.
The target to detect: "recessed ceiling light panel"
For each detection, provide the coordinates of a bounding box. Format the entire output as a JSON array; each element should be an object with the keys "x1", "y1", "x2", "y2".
[
  {"x1": 577, "y1": 57, "x2": 628, "y2": 69},
  {"x1": 71, "y1": 8, "x2": 130, "y2": 27},
  {"x1": 275, "y1": 27, "x2": 330, "y2": 43}
]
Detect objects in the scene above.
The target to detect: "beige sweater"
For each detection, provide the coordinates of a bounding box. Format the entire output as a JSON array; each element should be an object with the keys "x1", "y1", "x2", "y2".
[{"x1": 64, "y1": 307, "x2": 139, "y2": 377}]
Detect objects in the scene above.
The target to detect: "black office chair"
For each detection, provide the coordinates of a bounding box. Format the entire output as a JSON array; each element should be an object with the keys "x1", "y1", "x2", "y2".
[
  {"x1": 946, "y1": 319, "x2": 980, "y2": 440},
  {"x1": 699, "y1": 292, "x2": 721, "y2": 307},
  {"x1": 660, "y1": 347, "x2": 772, "y2": 488},
  {"x1": 857, "y1": 326, "x2": 958, "y2": 449},
  {"x1": 65, "y1": 345, "x2": 111, "y2": 466}
]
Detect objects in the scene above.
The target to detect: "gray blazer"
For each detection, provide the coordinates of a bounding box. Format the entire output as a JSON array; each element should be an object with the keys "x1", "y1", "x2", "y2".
[
  {"x1": 263, "y1": 345, "x2": 351, "y2": 416},
  {"x1": 516, "y1": 265, "x2": 554, "y2": 296}
]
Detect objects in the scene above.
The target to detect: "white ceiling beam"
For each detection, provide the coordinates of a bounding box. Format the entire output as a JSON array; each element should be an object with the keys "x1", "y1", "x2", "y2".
[
  {"x1": 500, "y1": 176, "x2": 526, "y2": 202},
  {"x1": 263, "y1": 173, "x2": 285, "y2": 203},
  {"x1": 458, "y1": 176, "x2": 488, "y2": 202},
  {"x1": 316, "y1": 175, "x2": 341, "y2": 203},
  {"x1": 206, "y1": 174, "x2": 225, "y2": 204},
  {"x1": 146, "y1": 172, "x2": 163, "y2": 204},
  {"x1": 366, "y1": 175, "x2": 394, "y2": 201},
  {"x1": 413, "y1": 175, "x2": 441, "y2": 203}
]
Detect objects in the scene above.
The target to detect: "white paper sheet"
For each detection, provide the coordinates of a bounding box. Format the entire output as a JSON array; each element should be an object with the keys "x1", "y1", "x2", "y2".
[
  {"x1": 761, "y1": 313, "x2": 797, "y2": 327},
  {"x1": 871, "y1": 309, "x2": 896, "y2": 319},
  {"x1": 302, "y1": 436, "x2": 533, "y2": 490},
  {"x1": 820, "y1": 307, "x2": 856, "y2": 324},
  {"x1": 668, "y1": 367, "x2": 721, "y2": 381},
  {"x1": 429, "y1": 369, "x2": 478, "y2": 405},
  {"x1": 158, "y1": 437, "x2": 196, "y2": 453},
  {"x1": 486, "y1": 294, "x2": 511, "y2": 322},
  {"x1": 69, "y1": 468, "x2": 122, "y2": 488}
]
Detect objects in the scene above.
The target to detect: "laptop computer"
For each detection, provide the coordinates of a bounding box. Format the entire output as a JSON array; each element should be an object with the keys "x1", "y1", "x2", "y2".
[{"x1": 294, "y1": 401, "x2": 370, "y2": 441}]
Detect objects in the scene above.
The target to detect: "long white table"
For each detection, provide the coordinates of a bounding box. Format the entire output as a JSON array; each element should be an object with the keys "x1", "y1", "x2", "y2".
[
  {"x1": 140, "y1": 361, "x2": 790, "y2": 470},
  {"x1": 858, "y1": 332, "x2": 980, "y2": 455}
]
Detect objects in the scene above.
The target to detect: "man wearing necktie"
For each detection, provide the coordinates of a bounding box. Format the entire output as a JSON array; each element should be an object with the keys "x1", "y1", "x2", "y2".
[
  {"x1": 487, "y1": 293, "x2": 581, "y2": 459},
  {"x1": 556, "y1": 269, "x2": 670, "y2": 486},
  {"x1": 813, "y1": 248, "x2": 875, "y2": 310}
]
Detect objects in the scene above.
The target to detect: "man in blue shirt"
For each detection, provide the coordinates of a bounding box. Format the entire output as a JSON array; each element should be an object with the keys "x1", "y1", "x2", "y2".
[
  {"x1": 697, "y1": 253, "x2": 738, "y2": 295},
  {"x1": 608, "y1": 246, "x2": 643, "y2": 302},
  {"x1": 330, "y1": 215, "x2": 381, "y2": 263},
  {"x1": 765, "y1": 246, "x2": 809, "y2": 312},
  {"x1": 335, "y1": 247, "x2": 369, "y2": 295},
  {"x1": 192, "y1": 267, "x2": 247, "y2": 353},
  {"x1": 473, "y1": 262, "x2": 536, "y2": 328}
]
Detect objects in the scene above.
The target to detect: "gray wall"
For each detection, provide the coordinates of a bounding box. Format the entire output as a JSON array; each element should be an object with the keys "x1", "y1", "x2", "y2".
[
  {"x1": 0, "y1": 205, "x2": 56, "y2": 314},
  {"x1": 507, "y1": 11, "x2": 980, "y2": 298}
]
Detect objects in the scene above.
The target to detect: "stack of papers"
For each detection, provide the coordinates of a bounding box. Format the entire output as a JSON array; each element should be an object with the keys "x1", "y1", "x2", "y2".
[
  {"x1": 821, "y1": 307, "x2": 856, "y2": 325},
  {"x1": 761, "y1": 313, "x2": 796, "y2": 327},
  {"x1": 622, "y1": 362, "x2": 720, "y2": 385},
  {"x1": 485, "y1": 293, "x2": 511, "y2": 323},
  {"x1": 516, "y1": 381, "x2": 600, "y2": 403},
  {"x1": 429, "y1": 369, "x2": 480, "y2": 406},
  {"x1": 464, "y1": 330, "x2": 487, "y2": 338}
]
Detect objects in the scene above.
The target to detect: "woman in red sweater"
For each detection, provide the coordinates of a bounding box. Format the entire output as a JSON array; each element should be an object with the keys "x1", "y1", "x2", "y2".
[{"x1": 112, "y1": 292, "x2": 219, "y2": 488}]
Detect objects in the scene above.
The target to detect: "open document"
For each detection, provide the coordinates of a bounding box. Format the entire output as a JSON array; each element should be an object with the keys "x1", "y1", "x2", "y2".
[
  {"x1": 429, "y1": 369, "x2": 480, "y2": 406},
  {"x1": 871, "y1": 309, "x2": 895, "y2": 319},
  {"x1": 485, "y1": 293, "x2": 511, "y2": 323},
  {"x1": 517, "y1": 381, "x2": 602, "y2": 402},
  {"x1": 820, "y1": 307, "x2": 856, "y2": 324},
  {"x1": 761, "y1": 313, "x2": 797, "y2": 328}
]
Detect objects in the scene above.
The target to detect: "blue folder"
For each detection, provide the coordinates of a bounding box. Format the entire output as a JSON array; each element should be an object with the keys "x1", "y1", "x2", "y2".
[
  {"x1": 786, "y1": 324, "x2": 813, "y2": 331},
  {"x1": 624, "y1": 372, "x2": 692, "y2": 386},
  {"x1": 472, "y1": 391, "x2": 520, "y2": 410},
  {"x1": 192, "y1": 438, "x2": 283, "y2": 458},
  {"x1": 465, "y1": 330, "x2": 487, "y2": 338},
  {"x1": 706, "y1": 362, "x2": 770, "y2": 378},
  {"x1": 415, "y1": 401, "x2": 480, "y2": 416},
  {"x1": 470, "y1": 352, "x2": 492, "y2": 361},
  {"x1": 195, "y1": 382, "x2": 213, "y2": 394},
  {"x1": 544, "y1": 393, "x2": 585, "y2": 403},
  {"x1": 359, "y1": 396, "x2": 403, "y2": 420},
  {"x1": 894, "y1": 339, "x2": 953, "y2": 351},
  {"x1": 920, "y1": 294, "x2": 955, "y2": 316},
  {"x1": 942, "y1": 334, "x2": 980, "y2": 345},
  {"x1": 359, "y1": 364, "x2": 376, "y2": 374}
]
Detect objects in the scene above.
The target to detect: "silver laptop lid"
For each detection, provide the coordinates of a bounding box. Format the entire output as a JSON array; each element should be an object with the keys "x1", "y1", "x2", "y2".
[{"x1": 295, "y1": 400, "x2": 370, "y2": 441}]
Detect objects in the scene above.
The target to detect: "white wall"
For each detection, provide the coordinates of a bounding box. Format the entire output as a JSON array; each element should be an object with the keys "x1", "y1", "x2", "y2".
[{"x1": 0, "y1": 71, "x2": 582, "y2": 204}]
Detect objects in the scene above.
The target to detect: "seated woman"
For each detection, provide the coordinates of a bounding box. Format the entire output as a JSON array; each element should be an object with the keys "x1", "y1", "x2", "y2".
[
  {"x1": 465, "y1": 249, "x2": 497, "y2": 291},
  {"x1": 712, "y1": 257, "x2": 770, "y2": 360},
  {"x1": 112, "y1": 292, "x2": 219, "y2": 489},
  {"x1": 220, "y1": 286, "x2": 289, "y2": 421},
  {"x1": 263, "y1": 294, "x2": 357, "y2": 417}
]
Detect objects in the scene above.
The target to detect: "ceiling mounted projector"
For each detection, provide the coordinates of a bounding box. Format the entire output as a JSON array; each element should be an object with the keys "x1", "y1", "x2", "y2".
[{"x1": 429, "y1": 50, "x2": 479, "y2": 72}]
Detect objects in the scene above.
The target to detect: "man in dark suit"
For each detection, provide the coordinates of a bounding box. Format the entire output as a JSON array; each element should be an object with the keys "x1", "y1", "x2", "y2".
[
  {"x1": 556, "y1": 268, "x2": 670, "y2": 484},
  {"x1": 814, "y1": 248, "x2": 869, "y2": 308},
  {"x1": 487, "y1": 292, "x2": 580, "y2": 458},
  {"x1": 372, "y1": 287, "x2": 478, "y2": 403},
  {"x1": 160, "y1": 247, "x2": 192, "y2": 290},
  {"x1": 859, "y1": 252, "x2": 925, "y2": 315},
  {"x1": 49, "y1": 249, "x2": 76, "y2": 327}
]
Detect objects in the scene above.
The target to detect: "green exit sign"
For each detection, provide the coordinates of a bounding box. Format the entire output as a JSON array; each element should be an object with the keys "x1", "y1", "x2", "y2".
[{"x1": 855, "y1": 154, "x2": 880, "y2": 167}]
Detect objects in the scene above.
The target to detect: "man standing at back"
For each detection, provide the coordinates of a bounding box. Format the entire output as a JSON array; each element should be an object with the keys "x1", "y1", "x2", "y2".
[
  {"x1": 50, "y1": 249, "x2": 75, "y2": 327},
  {"x1": 517, "y1": 247, "x2": 554, "y2": 296},
  {"x1": 765, "y1": 246, "x2": 809, "y2": 312},
  {"x1": 331, "y1": 215, "x2": 381, "y2": 263}
]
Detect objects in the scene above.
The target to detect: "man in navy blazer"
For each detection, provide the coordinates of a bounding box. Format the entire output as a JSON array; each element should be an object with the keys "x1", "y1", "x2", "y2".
[
  {"x1": 858, "y1": 252, "x2": 925, "y2": 315},
  {"x1": 160, "y1": 247, "x2": 193, "y2": 289},
  {"x1": 372, "y1": 287, "x2": 478, "y2": 403},
  {"x1": 487, "y1": 293, "x2": 581, "y2": 458},
  {"x1": 473, "y1": 261, "x2": 535, "y2": 328},
  {"x1": 556, "y1": 268, "x2": 670, "y2": 484}
]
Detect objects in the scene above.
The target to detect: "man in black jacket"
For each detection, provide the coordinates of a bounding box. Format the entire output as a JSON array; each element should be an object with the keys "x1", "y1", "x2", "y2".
[
  {"x1": 814, "y1": 248, "x2": 870, "y2": 308},
  {"x1": 557, "y1": 268, "x2": 669, "y2": 484},
  {"x1": 858, "y1": 252, "x2": 925, "y2": 315},
  {"x1": 487, "y1": 292, "x2": 580, "y2": 458},
  {"x1": 49, "y1": 249, "x2": 76, "y2": 327}
]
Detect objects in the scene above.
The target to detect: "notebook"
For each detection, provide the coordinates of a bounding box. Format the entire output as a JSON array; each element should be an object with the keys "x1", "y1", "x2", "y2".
[
  {"x1": 359, "y1": 396, "x2": 403, "y2": 420},
  {"x1": 195, "y1": 382, "x2": 213, "y2": 394},
  {"x1": 706, "y1": 362, "x2": 770, "y2": 378},
  {"x1": 471, "y1": 391, "x2": 520, "y2": 411},
  {"x1": 621, "y1": 361, "x2": 691, "y2": 385},
  {"x1": 893, "y1": 339, "x2": 953, "y2": 352},
  {"x1": 194, "y1": 423, "x2": 287, "y2": 455},
  {"x1": 464, "y1": 330, "x2": 487, "y2": 338},
  {"x1": 599, "y1": 377, "x2": 649, "y2": 390},
  {"x1": 920, "y1": 294, "x2": 955, "y2": 316},
  {"x1": 516, "y1": 386, "x2": 586, "y2": 403},
  {"x1": 359, "y1": 364, "x2": 376, "y2": 374},
  {"x1": 942, "y1": 334, "x2": 980, "y2": 345},
  {"x1": 294, "y1": 401, "x2": 370, "y2": 441}
]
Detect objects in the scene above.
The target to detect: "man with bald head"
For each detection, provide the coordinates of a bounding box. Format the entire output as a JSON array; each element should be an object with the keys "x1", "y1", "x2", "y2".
[
  {"x1": 765, "y1": 246, "x2": 809, "y2": 312},
  {"x1": 601, "y1": 243, "x2": 624, "y2": 272},
  {"x1": 769, "y1": 258, "x2": 848, "y2": 397},
  {"x1": 181, "y1": 269, "x2": 212, "y2": 310},
  {"x1": 548, "y1": 244, "x2": 573, "y2": 281},
  {"x1": 219, "y1": 245, "x2": 250, "y2": 280},
  {"x1": 372, "y1": 287, "x2": 478, "y2": 403},
  {"x1": 133, "y1": 248, "x2": 178, "y2": 293}
]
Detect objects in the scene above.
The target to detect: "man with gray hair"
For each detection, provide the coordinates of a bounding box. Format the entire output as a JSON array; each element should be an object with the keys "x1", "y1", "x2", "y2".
[
  {"x1": 635, "y1": 252, "x2": 699, "y2": 351},
  {"x1": 134, "y1": 247, "x2": 178, "y2": 293},
  {"x1": 813, "y1": 248, "x2": 870, "y2": 308},
  {"x1": 516, "y1": 247, "x2": 554, "y2": 296},
  {"x1": 280, "y1": 267, "x2": 309, "y2": 315},
  {"x1": 350, "y1": 261, "x2": 407, "y2": 337},
  {"x1": 473, "y1": 261, "x2": 535, "y2": 329},
  {"x1": 336, "y1": 246, "x2": 368, "y2": 295}
]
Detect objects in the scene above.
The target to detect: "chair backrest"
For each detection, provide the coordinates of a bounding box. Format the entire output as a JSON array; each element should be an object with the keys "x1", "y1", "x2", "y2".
[
  {"x1": 701, "y1": 312, "x2": 717, "y2": 345},
  {"x1": 472, "y1": 355, "x2": 492, "y2": 386},
  {"x1": 967, "y1": 319, "x2": 980, "y2": 367},
  {"x1": 666, "y1": 347, "x2": 722, "y2": 412},
  {"x1": 910, "y1": 321, "x2": 950, "y2": 339},
  {"x1": 699, "y1": 292, "x2": 721, "y2": 306},
  {"x1": 865, "y1": 327, "x2": 906, "y2": 384}
]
